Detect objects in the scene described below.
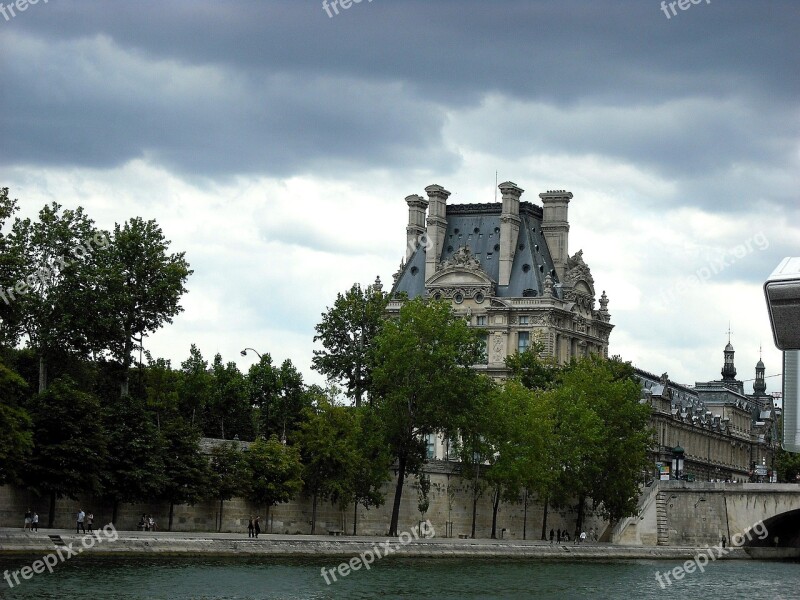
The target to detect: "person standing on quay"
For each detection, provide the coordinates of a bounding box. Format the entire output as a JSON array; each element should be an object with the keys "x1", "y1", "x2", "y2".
[
  {"x1": 31, "y1": 512, "x2": 39, "y2": 532},
  {"x1": 248, "y1": 516, "x2": 254, "y2": 538},
  {"x1": 86, "y1": 512, "x2": 94, "y2": 532},
  {"x1": 549, "y1": 528, "x2": 554, "y2": 544},
  {"x1": 556, "y1": 529, "x2": 561, "y2": 544},
  {"x1": 24, "y1": 508, "x2": 32, "y2": 531},
  {"x1": 77, "y1": 509, "x2": 86, "y2": 534},
  {"x1": 254, "y1": 516, "x2": 261, "y2": 538}
]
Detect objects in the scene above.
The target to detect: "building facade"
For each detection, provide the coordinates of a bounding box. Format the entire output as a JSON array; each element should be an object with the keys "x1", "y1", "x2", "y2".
[
  {"x1": 389, "y1": 182, "x2": 612, "y2": 378},
  {"x1": 637, "y1": 343, "x2": 779, "y2": 483}
]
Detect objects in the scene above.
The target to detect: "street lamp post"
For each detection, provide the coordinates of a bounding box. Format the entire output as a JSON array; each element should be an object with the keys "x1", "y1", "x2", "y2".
[
  {"x1": 240, "y1": 348, "x2": 263, "y2": 359},
  {"x1": 672, "y1": 445, "x2": 685, "y2": 481}
]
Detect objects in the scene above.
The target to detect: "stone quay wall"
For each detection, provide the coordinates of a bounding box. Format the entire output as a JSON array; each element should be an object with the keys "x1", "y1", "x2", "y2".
[{"x1": 0, "y1": 462, "x2": 608, "y2": 539}]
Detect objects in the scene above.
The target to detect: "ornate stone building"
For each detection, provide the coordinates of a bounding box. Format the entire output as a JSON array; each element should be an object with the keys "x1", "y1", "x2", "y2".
[
  {"x1": 637, "y1": 342, "x2": 779, "y2": 483},
  {"x1": 389, "y1": 182, "x2": 612, "y2": 377}
]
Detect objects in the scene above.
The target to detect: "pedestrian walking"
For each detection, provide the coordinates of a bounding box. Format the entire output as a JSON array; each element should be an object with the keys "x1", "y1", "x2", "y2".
[
  {"x1": 556, "y1": 528, "x2": 561, "y2": 544},
  {"x1": 254, "y1": 516, "x2": 261, "y2": 538},
  {"x1": 580, "y1": 531, "x2": 587, "y2": 544},
  {"x1": 721, "y1": 535, "x2": 727, "y2": 549},
  {"x1": 77, "y1": 509, "x2": 86, "y2": 534},
  {"x1": 549, "y1": 528, "x2": 554, "y2": 544},
  {"x1": 24, "y1": 508, "x2": 32, "y2": 531},
  {"x1": 31, "y1": 512, "x2": 39, "y2": 532},
  {"x1": 248, "y1": 516, "x2": 255, "y2": 538}
]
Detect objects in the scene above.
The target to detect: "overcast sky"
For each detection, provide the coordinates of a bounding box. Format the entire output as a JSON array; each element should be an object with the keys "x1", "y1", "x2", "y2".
[{"x1": 1, "y1": 0, "x2": 797, "y2": 397}]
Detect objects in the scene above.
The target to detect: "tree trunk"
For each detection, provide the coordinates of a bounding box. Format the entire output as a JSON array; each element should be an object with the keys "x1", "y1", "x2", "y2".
[
  {"x1": 39, "y1": 355, "x2": 48, "y2": 393},
  {"x1": 311, "y1": 493, "x2": 317, "y2": 535},
  {"x1": 120, "y1": 330, "x2": 134, "y2": 397},
  {"x1": 266, "y1": 505, "x2": 271, "y2": 533},
  {"x1": 490, "y1": 485, "x2": 501, "y2": 539},
  {"x1": 471, "y1": 463, "x2": 480, "y2": 539},
  {"x1": 352, "y1": 501, "x2": 358, "y2": 536},
  {"x1": 523, "y1": 488, "x2": 528, "y2": 541},
  {"x1": 48, "y1": 492, "x2": 56, "y2": 529},
  {"x1": 575, "y1": 495, "x2": 585, "y2": 539},
  {"x1": 168, "y1": 502, "x2": 174, "y2": 531},
  {"x1": 540, "y1": 495, "x2": 549, "y2": 541},
  {"x1": 389, "y1": 453, "x2": 407, "y2": 537},
  {"x1": 218, "y1": 498, "x2": 224, "y2": 532}
]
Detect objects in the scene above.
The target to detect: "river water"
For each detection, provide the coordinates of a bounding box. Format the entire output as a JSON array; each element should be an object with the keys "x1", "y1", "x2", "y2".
[{"x1": 0, "y1": 556, "x2": 797, "y2": 599}]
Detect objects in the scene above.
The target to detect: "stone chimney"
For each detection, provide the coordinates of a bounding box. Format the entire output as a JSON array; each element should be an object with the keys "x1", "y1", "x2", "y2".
[
  {"x1": 424, "y1": 184, "x2": 450, "y2": 282},
  {"x1": 539, "y1": 190, "x2": 573, "y2": 280},
  {"x1": 498, "y1": 181, "x2": 523, "y2": 286},
  {"x1": 405, "y1": 194, "x2": 428, "y2": 261}
]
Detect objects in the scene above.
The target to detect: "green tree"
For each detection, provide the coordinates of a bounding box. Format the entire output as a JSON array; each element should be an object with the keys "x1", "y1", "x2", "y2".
[
  {"x1": 206, "y1": 354, "x2": 254, "y2": 440},
  {"x1": 179, "y1": 344, "x2": 213, "y2": 427},
  {"x1": 504, "y1": 343, "x2": 562, "y2": 539},
  {"x1": 160, "y1": 416, "x2": 209, "y2": 531},
  {"x1": 208, "y1": 441, "x2": 249, "y2": 532},
  {"x1": 24, "y1": 377, "x2": 107, "y2": 527},
  {"x1": 0, "y1": 188, "x2": 23, "y2": 347},
  {"x1": 296, "y1": 396, "x2": 360, "y2": 534},
  {"x1": 547, "y1": 356, "x2": 650, "y2": 535},
  {"x1": 775, "y1": 441, "x2": 800, "y2": 483},
  {"x1": 143, "y1": 353, "x2": 181, "y2": 430},
  {"x1": 246, "y1": 435, "x2": 303, "y2": 531},
  {"x1": 101, "y1": 394, "x2": 166, "y2": 524},
  {"x1": 482, "y1": 381, "x2": 553, "y2": 539},
  {"x1": 91, "y1": 217, "x2": 191, "y2": 397},
  {"x1": 312, "y1": 278, "x2": 388, "y2": 407},
  {"x1": 0, "y1": 360, "x2": 33, "y2": 485},
  {"x1": 349, "y1": 406, "x2": 391, "y2": 534},
  {"x1": 505, "y1": 341, "x2": 559, "y2": 390},
  {"x1": 371, "y1": 297, "x2": 490, "y2": 536},
  {"x1": 9, "y1": 203, "x2": 101, "y2": 391}
]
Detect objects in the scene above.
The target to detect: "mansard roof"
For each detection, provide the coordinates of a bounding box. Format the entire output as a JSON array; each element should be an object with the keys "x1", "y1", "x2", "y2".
[{"x1": 393, "y1": 201, "x2": 558, "y2": 299}]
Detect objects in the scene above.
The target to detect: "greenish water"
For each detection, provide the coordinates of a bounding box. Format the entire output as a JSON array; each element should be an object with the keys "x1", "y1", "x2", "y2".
[{"x1": 0, "y1": 556, "x2": 796, "y2": 599}]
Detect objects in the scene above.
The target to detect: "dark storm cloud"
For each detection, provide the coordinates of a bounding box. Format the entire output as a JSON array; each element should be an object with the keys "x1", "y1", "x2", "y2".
[{"x1": 1, "y1": 0, "x2": 798, "y2": 188}]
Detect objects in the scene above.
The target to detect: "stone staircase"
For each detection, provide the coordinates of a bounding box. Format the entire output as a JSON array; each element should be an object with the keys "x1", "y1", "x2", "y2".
[{"x1": 656, "y1": 492, "x2": 669, "y2": 546}]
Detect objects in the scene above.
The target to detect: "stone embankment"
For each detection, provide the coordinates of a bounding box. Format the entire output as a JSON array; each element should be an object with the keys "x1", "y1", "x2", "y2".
[{"x1": 0, "y1": 528, "x2": 772, "y2": 560}]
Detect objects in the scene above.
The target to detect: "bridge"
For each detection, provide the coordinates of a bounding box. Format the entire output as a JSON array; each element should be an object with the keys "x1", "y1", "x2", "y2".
[{"x1": 612, "y1": 481, "x2": 800, "y2": 554}]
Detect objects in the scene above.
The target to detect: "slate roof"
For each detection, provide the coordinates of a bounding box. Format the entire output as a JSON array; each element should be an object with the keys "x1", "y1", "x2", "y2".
[{"x1": 393, "y1": 202, "x2": 559, "y2": 298}]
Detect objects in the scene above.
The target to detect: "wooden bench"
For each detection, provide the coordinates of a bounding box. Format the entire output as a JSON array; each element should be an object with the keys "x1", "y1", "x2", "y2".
[
  {"x1": 328, "y1": 529, "x2": 343, "y2": 536},
  {"x1": 458, "y1": 534, "x2": 470, "y2": 539}
]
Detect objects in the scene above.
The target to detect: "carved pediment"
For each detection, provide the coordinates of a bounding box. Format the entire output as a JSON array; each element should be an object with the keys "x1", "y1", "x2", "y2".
[
  {"x1": 428, "y1": 246, "x2": 495, "y2": 291},
  {"x1": 563, "y1": 249, "x2": 596, "y2": 303}
]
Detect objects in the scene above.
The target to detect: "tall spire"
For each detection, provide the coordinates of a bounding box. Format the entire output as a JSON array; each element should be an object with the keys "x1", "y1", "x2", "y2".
[
  {"x1": 754, "y1": 345, "x2": 767, "y2": 396},
  {"x1": 721, "y1": 330, "x2": 737, "y2": 381}
]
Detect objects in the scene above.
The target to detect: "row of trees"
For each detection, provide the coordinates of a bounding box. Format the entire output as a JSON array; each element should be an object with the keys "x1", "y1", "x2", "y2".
[
  {"x1": 0, "y1": 187, "x2": 654, "y2": 536},
  {"x1": 313, "y1": 286, "x2": 653, "y2": 537},
  {"x1": 0, "y1": 351, "x2": 391, "y2": 531}
]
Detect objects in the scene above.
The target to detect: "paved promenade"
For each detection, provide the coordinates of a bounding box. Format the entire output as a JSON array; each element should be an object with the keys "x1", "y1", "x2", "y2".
[{"x1": 0, "y1": 527, "x2": 773, "y2": 560}]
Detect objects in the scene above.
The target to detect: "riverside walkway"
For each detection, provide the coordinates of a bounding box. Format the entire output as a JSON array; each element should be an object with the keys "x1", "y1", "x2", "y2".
[{"x1": 0, "y1": 527, "x2": 776, "y2": 560}]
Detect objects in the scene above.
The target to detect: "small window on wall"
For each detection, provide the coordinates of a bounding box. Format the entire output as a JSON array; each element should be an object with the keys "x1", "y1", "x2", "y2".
[
  {"x1": 476, "y1": 316, "x2": 487, "y2": 326},
  {"x1": 519, "y1": 316, "x2": 530, "y2": 325},
  {"x1": 518, "y1": 331, "x2": 530, "y2": 353},
  {"x1": 479, "y1": 334, "x2": 489, "y2": 364},
  {"x1": 426, "y1": 434, "x2": 436, "y2": 460}
]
